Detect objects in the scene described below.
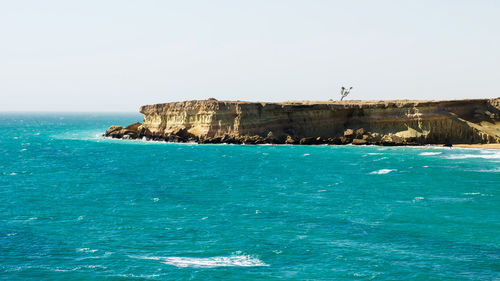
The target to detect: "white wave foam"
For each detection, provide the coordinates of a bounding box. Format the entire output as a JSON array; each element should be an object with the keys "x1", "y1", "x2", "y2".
[
  {"x1": 75, "y1": 251, "x2": 112, "y2": 261},
  {"x1": 114, "y1": 274, "x2": 161, "y2": 278},
  {"x1": 446, "y1": 152, "x2": 500, "y2": 160},
  {"x1": 131, "y1": 255, "x2": 269, "y2": 268},
  {"x1": 412, "y1": 196, "x2": 425, "y2": 203},
  {"x1": 370, "y1": 169, "x2": 395, "y2": 175},
  {"x1": 476, "y1": 168, "x2": 500, "y2": 173},
  {"x1": 429, "y1": 197, "x2": 471, "y2": 202},
  {"x1": 51, "y1": 265, "x2": 107, "y2": 272},
  {"x1": 419, "y1": 152, "x2": 442, "y2": 156},
  {"x1": 77, "y1": 248, "x2": 98, "y2": 253},
  {"x1": 84, "y1": 265, "x2": 107, "y2": 269}
]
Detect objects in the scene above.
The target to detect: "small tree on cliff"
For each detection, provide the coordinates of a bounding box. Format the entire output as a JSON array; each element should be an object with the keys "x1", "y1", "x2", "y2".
[{"x1": 340, "y1": 86, "x2": 352, "y2": 101}]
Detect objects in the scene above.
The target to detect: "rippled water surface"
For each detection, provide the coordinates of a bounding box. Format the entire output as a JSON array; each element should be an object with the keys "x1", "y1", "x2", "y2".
[{"x1": 1, "y1": 114, "x2": 499, "y2": 280}]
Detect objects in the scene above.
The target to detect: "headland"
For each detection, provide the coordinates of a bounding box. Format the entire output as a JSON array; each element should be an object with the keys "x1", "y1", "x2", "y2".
[{"x1": 104, "y1": 98, "x2": 500, "y2": 146}]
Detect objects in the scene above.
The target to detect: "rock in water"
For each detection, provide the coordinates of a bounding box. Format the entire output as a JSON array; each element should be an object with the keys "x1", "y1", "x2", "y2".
[{"x1": 104, "y1": 126, "x2": 123, "y2": 138}]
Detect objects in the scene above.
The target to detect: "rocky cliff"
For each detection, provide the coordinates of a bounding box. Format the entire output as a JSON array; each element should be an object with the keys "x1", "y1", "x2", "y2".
[{"x1": 104, "y1": 98, "x2": 500, "y2": 145}]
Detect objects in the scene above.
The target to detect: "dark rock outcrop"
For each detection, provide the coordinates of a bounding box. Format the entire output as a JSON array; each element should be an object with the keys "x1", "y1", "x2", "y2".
[{"x1": 104, "y1": 126, "x2": 123, "y2": 138}]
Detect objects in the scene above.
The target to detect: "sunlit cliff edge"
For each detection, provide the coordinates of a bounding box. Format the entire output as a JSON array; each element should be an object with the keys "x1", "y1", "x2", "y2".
[{"x1": 104, "y1": 98, "x2": 500, "y2": 145}]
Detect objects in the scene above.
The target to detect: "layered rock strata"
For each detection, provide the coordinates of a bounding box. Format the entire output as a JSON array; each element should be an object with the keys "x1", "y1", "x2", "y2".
[{"x1": 104, "y1": 98, "x2": 500, "y2": 145}]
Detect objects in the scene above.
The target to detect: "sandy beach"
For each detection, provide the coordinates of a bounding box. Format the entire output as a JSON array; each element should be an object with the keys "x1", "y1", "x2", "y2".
[
  {"x1": 451, "y1": 144, "x2": 500, "y2": 149},
  {"x1": 430, "y1": 144, "x2": 500, "y2": 149}
]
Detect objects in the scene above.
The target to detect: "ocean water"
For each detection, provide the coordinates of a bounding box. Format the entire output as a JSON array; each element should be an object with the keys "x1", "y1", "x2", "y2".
[{"x1": 1, "y1": 113, "x2": 499, "y2": 281}]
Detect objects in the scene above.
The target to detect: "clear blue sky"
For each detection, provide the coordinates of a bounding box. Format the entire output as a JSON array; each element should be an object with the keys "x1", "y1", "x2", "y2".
[{"x1": 1, "y1": 0, "x2": 499, "y2": 111}]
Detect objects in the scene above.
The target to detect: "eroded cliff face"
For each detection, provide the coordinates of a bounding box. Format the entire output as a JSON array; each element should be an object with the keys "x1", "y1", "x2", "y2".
[{"x1": 104, "y1": 98, "x2": 500, "y2": 145}]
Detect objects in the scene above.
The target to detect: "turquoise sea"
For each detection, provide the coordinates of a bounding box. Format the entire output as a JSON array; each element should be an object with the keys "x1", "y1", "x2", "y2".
[{"x1": 0, "y1": 113, "x2": 499, "y2": 280}]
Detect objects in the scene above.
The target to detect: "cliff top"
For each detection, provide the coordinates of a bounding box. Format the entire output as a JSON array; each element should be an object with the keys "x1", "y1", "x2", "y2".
[{"x1": 141, "y1": 98, "x2": 499, "y2": 108}]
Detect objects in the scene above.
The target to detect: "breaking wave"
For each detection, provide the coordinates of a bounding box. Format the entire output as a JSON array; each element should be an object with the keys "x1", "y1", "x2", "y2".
[
  {"x1": 369, "y1": 169, "x2": 395, "y2": 175},
  {"x1": 419, "y1": 152, "x2": 442, "y2": 156},
  {"x1": 475, "y1": 168, "x2": 500, "y2": 173},
  {"x1": 446, "y1": 151, "x2": 500, "y2": 160},
  {"x1": 130, "y1": 255, "x2": 269, "y2": 268}
]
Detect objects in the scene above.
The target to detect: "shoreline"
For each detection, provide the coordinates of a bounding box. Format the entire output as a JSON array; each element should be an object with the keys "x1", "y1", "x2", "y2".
[
  {"x1": 439, "y1": 144, "x2": 500, "y2": 149},
  {"x1": 102, "y1": 136, "x2": 500, "y2": 149}
]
